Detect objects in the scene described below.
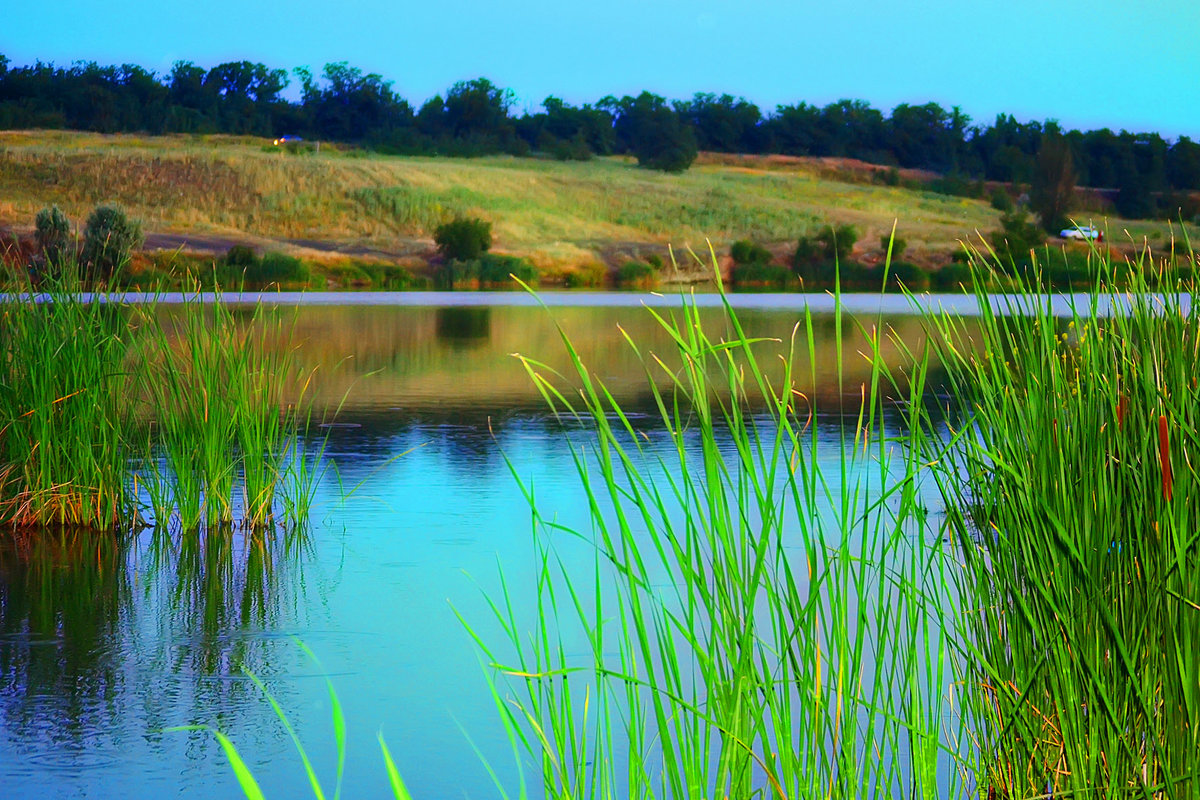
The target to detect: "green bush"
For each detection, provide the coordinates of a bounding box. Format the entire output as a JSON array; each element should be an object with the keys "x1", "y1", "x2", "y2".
[
  {"x1": 990, "y1": 188, "x2": 1015, "y2": 213},
  {"x1": 732, "y1": 262, "x2": 791, "y2": 288},
  {"x1": 562, "y1": 263, "x2": 607, "y2": 288},
  {"x1": 358, "y1": 261, "x2": 417, "y2": 289},
  {"x1": 476, "y1": 254, "x2": 538, "y2": 285},
  {"x1": 991, "y1": 210, "x2": 1046, "y2": 273},
  {"x1": 816, "y1": 224, "x2": 857, "y2": 263},
  {"x1": 224, "y1": 244, "x2": 259, "y2": 268},
  {"x1": 434, "y1": 217, "x2": 493, "y2": 262},
  {"x1": 214, "y1": 251, "x2": 310, "y2": 288},
  {"x1": 730, "y1": 239, "x2": 772, "y2": 266},
  {"x1": 35, "y1": 205, "x2": 72, "y2": 265},
  {"x1": 254, "y1": 252, "x2": 310, "y2": 285},
  {"x1": 879, "y1": 234, "x2": 907, "y2": 261},
  {"x1": 616, "y1": 260, "x2": 658, "y2": 288},
  {"x1": 82, "y1": 206, "x2": 143, "y2": 280},
  {"x1": 886, "y1": 261, "x2": 930, "y2": 291},
  {"x1": 933, "y1": 262, "x2": 973, "y2": 291},
  {"x1": 794, "y1": 224, "x2": 857, "y2": 286},
  {"x1": 644, "y1": 253, "x2": 664, "y2": 270}
]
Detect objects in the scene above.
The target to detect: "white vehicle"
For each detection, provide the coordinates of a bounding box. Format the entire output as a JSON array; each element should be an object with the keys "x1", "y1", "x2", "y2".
[{"x1": 1060, "y1": 225, "x2": 1102, "y2": 241}]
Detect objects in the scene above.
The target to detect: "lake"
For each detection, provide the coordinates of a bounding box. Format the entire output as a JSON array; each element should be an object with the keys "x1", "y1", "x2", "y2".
[{"x1": 0, "y1": 292, "x2": 959, "y2": 799}]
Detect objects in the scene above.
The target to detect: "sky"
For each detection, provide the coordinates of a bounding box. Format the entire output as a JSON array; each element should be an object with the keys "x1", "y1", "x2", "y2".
[{"x1": 3, "y1": 0, "x2": 1199, "y2": 138}]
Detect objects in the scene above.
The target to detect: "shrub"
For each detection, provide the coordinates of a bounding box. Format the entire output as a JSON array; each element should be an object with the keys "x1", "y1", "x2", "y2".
[
  {"x1": 35, "y1": 205, "x2": 72, "y2": 265},
  {"x1": 885, "y1": 261, "x2": 930, "y2": 292},
  {"x1": 990, "y1": 188, "x2": 1015, "y2": 213},
  {"x1": 616, "y1": 260, "x2": 658, "y2": 288},
  {"x1": 562, "y1": 263, "x2": 607, "y2": 288},
  {"x1": 434, "y1": 217, "x2": 493, "y2": 262},
  {"x1": 358, "y1": 261, "x2": 416, "y2": 289},
  {"x1": 253, "y1": 252, "x2": 310, "y2": 286},
  {"x1": 991, "y1": 210, "x2": 1046, "y2": 273},
  {"x1": 933, "y1": 262, "x2": 973, "y2": 291},
  {"x1": 730, "y1": 240, "x2": 772, "y2": 266},
  {"x1": 816, "y1": 224, "x2": 858, "y2": 263},
  {"x1": 82, "y1": 206, "x2": 143, "y2": 280},
  {"x1": 732, "y1": 262, "x2": 791, "y2": 288},
  {"x1": 794, "y1": 224, "x2": 857, "y2": 286},
  {"x1": 879, "y1": 234, "x2": 907, "y2": 261},
  {"x1": 224, "y1": 245, "x2": 259, "y2": 268},
  {"x1": 476, "y1": 254, "x2": 538, "y2": 285},
  {"x1": 644, "y1": 253, "x2": 664, "y2": 269}
]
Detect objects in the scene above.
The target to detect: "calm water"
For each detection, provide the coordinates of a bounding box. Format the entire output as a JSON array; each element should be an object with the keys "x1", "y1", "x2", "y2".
[{"x1": 0, "y1": 295, "x2": 954, "y2": 799}]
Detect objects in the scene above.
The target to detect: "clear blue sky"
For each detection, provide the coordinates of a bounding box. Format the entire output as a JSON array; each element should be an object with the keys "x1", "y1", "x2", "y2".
[{"x1": 3, "y1": 0, "x2": 1198, "y2": 138}]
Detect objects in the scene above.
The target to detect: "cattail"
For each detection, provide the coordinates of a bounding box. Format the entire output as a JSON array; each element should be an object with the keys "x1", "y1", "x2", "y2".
[
  {"x1": 1116, "y1": 395, "x2": 1127, "y2": 430},
  {"x1": 1159, "y1": 414, "x2": 1172, "y2": 503}
]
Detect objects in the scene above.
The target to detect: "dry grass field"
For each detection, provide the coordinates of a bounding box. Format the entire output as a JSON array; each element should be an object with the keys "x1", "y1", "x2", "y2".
[{"x1": 1, "y1": 130, "x2": 1193, "y2": 281}]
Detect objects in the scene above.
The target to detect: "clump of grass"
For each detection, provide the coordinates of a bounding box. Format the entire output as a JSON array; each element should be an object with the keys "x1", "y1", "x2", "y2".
[
  {"x1": 0, "y1": 264, "x2": 320, "y2": 534},
  {"x1": 462, "y1": 263, "x2": 968, "y2": 798},
  {"x1": 0, "y1": 269, "x2": 135, "y2": 528},
  {"x1": 920, "y1": 238, "x2": 1200, "y2": 796},
  {"x1": 138, "y1": 291, "x2": 313, "y2": 531}
]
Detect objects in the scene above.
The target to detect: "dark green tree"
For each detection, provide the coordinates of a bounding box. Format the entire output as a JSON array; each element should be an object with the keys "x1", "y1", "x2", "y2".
[
  {"x1": 434, "y1": 217, "x2": 493, "y2": 261},
  {"x1": 605, "y1": 92, "x2": 697, "y2": 172},
  {"x1": 35, "y1": 205, "x2": 72, "y2": 265},
  {"x1": 1029, "y1": 130, "x2": 1076, "y2": 233},
  {"x1": 82, "y1": 206, "x2": 143, "y2": 280}
]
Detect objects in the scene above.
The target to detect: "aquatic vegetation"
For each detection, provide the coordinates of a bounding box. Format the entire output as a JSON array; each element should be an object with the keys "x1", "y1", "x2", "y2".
[
  {"x1": 460, "y1": 264, "x2": 967, "y2": 799},
  {"x1": 922, "y1": 241, "x2": 1200, "y2": 797},
  {"x1": 182, "y1": 239, "x2": 1200, "y2": 798},
  {"x1": 0, "y1": 272, "x2": 133, "y2": 528},
  {"x1": 0, "y1": 269, "x2": 321, "y2": 534}
]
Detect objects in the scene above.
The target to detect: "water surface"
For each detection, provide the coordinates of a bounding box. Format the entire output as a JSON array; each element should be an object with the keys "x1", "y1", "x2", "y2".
[{"x1": 0, "y1": 296, "x2": 955, "y2": 799}]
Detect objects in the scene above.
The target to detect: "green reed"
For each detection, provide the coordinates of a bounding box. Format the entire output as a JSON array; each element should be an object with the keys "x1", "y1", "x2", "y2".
[
  {"x1": 0, "y1": 269, "x2": 134, "y2": 529},
  {"x1": 457, "y1": 261, "x2": 969, "y2": 800},
  {"x1": 918, "y1": 238, "x2": 1200, "y2": 797},
  {"x1": 139, "y1": 292, "x2": 309, "y2": 530},
  {"x1": 0, "y1": 264, "x2": 318, "y2": 534}
]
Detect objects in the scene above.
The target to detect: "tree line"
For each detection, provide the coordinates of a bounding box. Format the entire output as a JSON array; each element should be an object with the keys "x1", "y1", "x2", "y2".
[{"x1": 1, "y1": 54, "x2": 1198, "y2": 219}]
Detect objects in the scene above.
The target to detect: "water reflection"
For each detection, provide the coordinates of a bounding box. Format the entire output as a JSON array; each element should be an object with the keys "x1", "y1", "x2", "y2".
[
  {"x1": 434, "y1": 306, "x2": 492, "y2": 347},
  {"x1": 0, "y1": 532, "x2": 129, "y2": 751},
  {"x1": 0, "y1": 303, "x2": 971, "y2": 799}
]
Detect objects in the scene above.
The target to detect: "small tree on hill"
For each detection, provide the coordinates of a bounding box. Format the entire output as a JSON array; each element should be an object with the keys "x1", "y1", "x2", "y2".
[
  {"x1": 434, "y1": 217, "x2": 493, "y2": 262},
  {"x1": 1030, "y1": 131, "x2": 1076, "y2": 233},
  {"x1": 991, "y1": 210, "x2": 1045, "y2": 272},
  {"x1": 35, "y1": 205, "x2": 72, "y2": 266},
  {"x1": 82, "y1": 205, "x2": 143, "y2": 280}
]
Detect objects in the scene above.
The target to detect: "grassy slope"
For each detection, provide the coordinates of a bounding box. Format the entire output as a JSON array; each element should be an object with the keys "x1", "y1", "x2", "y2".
[{"x1": 1, "y1": 130, "x2": 1193, "y2": 277}]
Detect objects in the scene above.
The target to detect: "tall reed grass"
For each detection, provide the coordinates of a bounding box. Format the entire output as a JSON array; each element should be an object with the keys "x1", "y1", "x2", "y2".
[
  {"x1": 0, "y1": 272, "x2": 133, "y2": 528},
  {"x1": 460, "y1": 265, "x2": 969, "y2": 799},
  {"x1": 0, "y1": 266, "x2": 321, "y2": 534},
  {"x1": 921, "y1": 240, "x2": 1200, "y2": 798},
  {"x1": 187, "y1": 241, "x2": 1199, "y2": 799}
]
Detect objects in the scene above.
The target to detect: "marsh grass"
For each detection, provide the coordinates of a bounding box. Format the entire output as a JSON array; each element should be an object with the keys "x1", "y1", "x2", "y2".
[
  {"x1": 920, "y1": 238, "x2": 1200, "y2": 798},
  {"x1": 0, "y1": 267, "x2": 320, "y2": 534},
  {"x1": 139, "y1": 293, "x2": 310, "y2": 530},
  {"x1": 0, "y1": 270, "x2": 133, "y2": 528},
  {"x1": 163, "y1": 236, "x2": 1199, "y2": 799},
  {"x1": 454, "y1": 259, "x2": 970, "y2": 799}
]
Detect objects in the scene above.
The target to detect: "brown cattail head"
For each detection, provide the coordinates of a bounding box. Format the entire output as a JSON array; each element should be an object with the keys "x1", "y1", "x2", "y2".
[
  {"x1": 1159, "y1": 414, "x2": 1173, "y2": 503},
  {"x1": 1116, "y1": 395, "x2": 1127, "y2": 431}
]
